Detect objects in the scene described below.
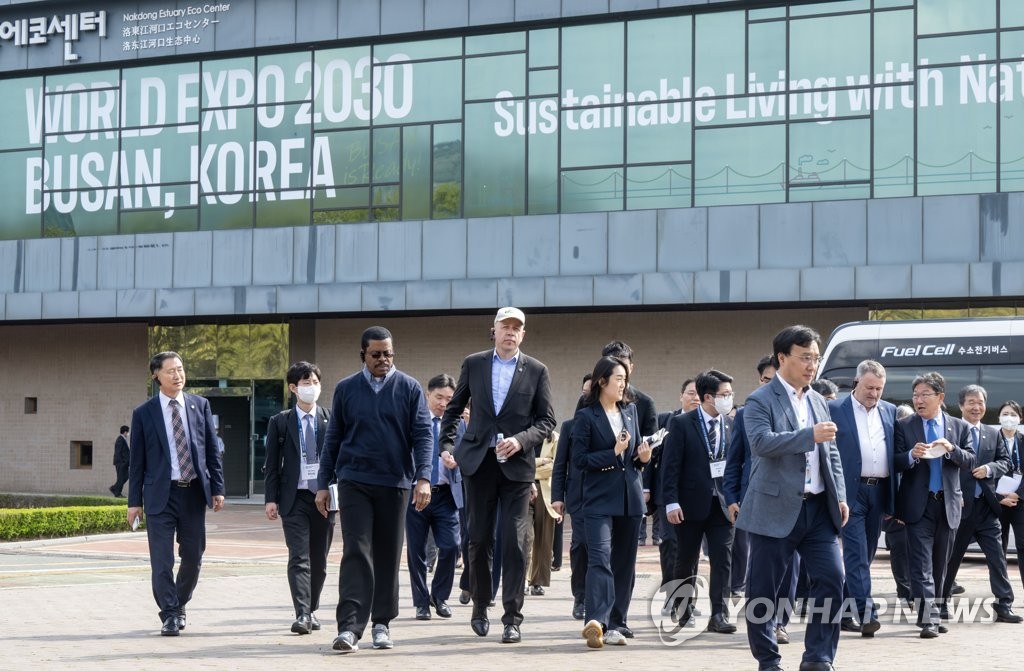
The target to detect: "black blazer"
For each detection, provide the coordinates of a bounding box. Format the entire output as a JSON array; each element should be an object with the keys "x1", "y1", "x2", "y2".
[
  {"x1": 264, "y1": 405, "x2": 332, "y2": 517},
  {"x1": 439, "y1": 349, "x2": 556, "y2": 482},
  {"x1": 660, "y1": 408, "x2": 732, "y2": 522},
  {"x1": 550, "y1": 419, "x2": 581, "y2": 514},
  {"x1": 998, "y1": 430, "x2": 1024, "y2": 498},
  {"x1": 113, "y1": 434, "x2": 130, "y2": 466},
  {"x1": 894, "y1": 412, "x2": 976, "y2": 527},
  {"x1": 570, "y1": 402, "x2": 645, "y2": 517},
  {"x1": 959, "y1": 423, "x2": 1011, "y2": 517}
]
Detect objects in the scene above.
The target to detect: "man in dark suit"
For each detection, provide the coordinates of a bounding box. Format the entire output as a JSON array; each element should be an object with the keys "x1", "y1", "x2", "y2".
[
  {"x1": 942, "y1": 385, "x2": 1018, "y2": 623},
  {"x1": 829, "y1": 359, "x2": 896, "y2": 637},
  {"x1": 408, "y1": 373, "x2": 466, "y2": 621},
  {"x1": 264, "y1": 361, "x2": 334, "y2": 635},
  {"x1": 662, "y1": 369, "x2": 737, "y2": 634},
  {"x1": 737, "y1": 326, "x2": 848, "y2": 671},
  {"x1": 551, "y1": 417, "x2": 584, "y2": 618},
  {"x1": 439, "y1": 307, "x2": 556, "y2": 644},
  {"x1": 894, "y1": 371, "x2": 976, "y2": 638},
  {"x1": 110, "y1": 425, "x2": 130, "y2": 497},
  {"x1": 127, "y1": 351, "x2": 226, "y2": 636}
]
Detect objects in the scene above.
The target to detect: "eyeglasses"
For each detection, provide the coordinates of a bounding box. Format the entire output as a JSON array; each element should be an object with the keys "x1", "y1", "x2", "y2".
[
  {"x1": 911, "y1": 392, "x2": 938, "y2": 400},
  {"x1": 786, "y1": 353, "x2": 823, "y2": 365},
  {"x1": 366, "y1": 350, "x2": 395, "y2": 360}
]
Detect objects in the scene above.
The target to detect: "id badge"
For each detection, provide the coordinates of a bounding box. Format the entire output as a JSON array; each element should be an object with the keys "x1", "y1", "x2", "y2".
[
  {"x1": 709, "y1": 460, "x2": 726, "y2": 479},
  {"x1": 302, "y1": 462, "x2": 319, "y2": 481}
]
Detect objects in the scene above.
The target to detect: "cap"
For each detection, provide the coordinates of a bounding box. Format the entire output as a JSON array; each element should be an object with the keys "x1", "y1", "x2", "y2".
[{"x1": 494, "y1": 307, "x2": 526, "y2": 325}]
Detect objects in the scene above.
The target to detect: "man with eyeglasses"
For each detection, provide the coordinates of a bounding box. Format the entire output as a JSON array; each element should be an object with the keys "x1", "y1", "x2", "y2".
[
  {"x1": 439, "y1": 307, "x2": 556, "y2": 644},
  {"x1": 893, "y1": 371, "x2": 975, "y2": 639},
  {"x1": 315, "y1": 326, "x2": 433, "y2": 654},
  {"x1": 662, "y1": 369, "x2": 739, "y2": 634},
  {"x1": 738, "y1": 325, "x2": 848, "y2": 671}
]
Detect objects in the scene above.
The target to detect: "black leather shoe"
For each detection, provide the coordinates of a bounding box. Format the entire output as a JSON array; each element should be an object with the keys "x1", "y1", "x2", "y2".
[
  {"x1": 415, "y1": 606, "x2": 431, "y2": 620},
  {"x1": 676, "y1": 604, "x2": 694, "y2": 627},
  {"x1": 615, "y1": 625, "x2": 634, "y2": 638},
  {"x1": 292, "y1": 614, "x2": 312, "y2": 634},
  {"x1": 775, "y1": 625, "x2": 790, "y2": 644},
  {"x1": 501, "y1": 624, "x2": 521, "y2": 643},
  {"x1": 160, "y1": 616, "x2": 180, "y2": 636},
  {"x1": 995, "y1": 608, "x2": 1023, "y2": 623},
  {"x1": 938, "y1": 624, "x2": 949, "y2": 633},
  {"x1": 707, "y1": 613, "x2": 737, "y2": 634},
  {"x1": 761, "y1": 667, "x2": 785, "y2": 671},
  {"x1": 938, "y1": 606, "x2": 950, "y2": 620},
  {"x1": 310, "y1": 614, "x2": 321, "y2": 630},
  {"x1": 861, "y1": 619, "x2": 881, "y2": 637},
  {"x1": 530, "y1": 585, "x2": 545, "y2": 596},
  {"x1": 572, "y1": 602, "x2": 585, "y2": 620},
  {"x1": 471, "y1": 617, "x2": 489, "y2": 637},
  {"x1": 950, "y1": 582, "x2": 965, "y2": 595},
  {"x1": 798, "y1": 663, "x2": 835, "y2": 671},
  {"x1": 431, "y1": 598, "x2": 452, "y2": 618},
  {"x1": 175, "y1": 613, "x2": 186, "y2": 631},
  {"x1": 458, "y1": 590, "x2": 471, "y2": 605},
  {"x1": 840, "y1": 618, "x2": 861, "y2": 632},
  {"x1": 920, "y1": 624, "x2": 939, "y2": 638}
]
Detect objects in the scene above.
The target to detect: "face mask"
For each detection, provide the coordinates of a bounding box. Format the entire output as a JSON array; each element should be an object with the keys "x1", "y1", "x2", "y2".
[
  {"x1": 714, "y1": 396, "x2": 734, "y2": 416},
  {"x1": 295, "y1": 384, "x2": 321, "y2": 404},
  {"x1": 1000, "y1": 415, "x2": 1020, "y2": 431}
]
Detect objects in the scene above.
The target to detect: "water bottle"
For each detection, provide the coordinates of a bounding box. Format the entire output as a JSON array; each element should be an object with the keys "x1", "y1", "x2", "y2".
[{"x1": 495, "y1": 433, "x2": 507, "y2": 463}]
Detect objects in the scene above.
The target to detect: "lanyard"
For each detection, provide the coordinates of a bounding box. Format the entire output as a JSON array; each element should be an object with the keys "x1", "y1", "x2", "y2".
[
  {"x1": 1010, "y1": 434, "x2": 1021, "y2": 472},
  {"x1": 696, "y1": 407, "x2": 725, "y2": 461}
]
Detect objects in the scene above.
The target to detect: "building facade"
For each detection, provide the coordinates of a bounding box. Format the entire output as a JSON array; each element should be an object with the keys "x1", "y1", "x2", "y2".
[{"x1": 2, "y1": 0, "x2": 1022, "y2": 495}]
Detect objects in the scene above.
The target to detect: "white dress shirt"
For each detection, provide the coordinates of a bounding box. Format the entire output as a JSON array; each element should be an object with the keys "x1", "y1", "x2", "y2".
[
  {"x1": 777, "y1": 375, "x2": 824, "y2": 495},
  {"x1": 853, "y1": 397, "x2": 889, "y2": 478}
]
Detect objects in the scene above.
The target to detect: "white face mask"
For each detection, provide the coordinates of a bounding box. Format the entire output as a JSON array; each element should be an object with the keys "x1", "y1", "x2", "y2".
[
  {"x1": 295, "y1": 384, "x2": 321, "y2": 404},
  {"x1": 714, "y1": 395, "x2": 734, "y2": 416},
  {"x1": 1000, "y1": 414, "x2": 1020, "y2": 431}
]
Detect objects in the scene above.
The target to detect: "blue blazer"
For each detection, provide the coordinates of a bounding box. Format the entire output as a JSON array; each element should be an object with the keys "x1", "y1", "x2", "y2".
[
  {"x1": 723, "y1": 406, "x2": 751, "y2": 507},
  {"x1": 570, "y1": 402, "x2": 646, "y2": 517},
  {"x1": 829, "y1": 395, "x2": 897, "y2": 515},
  {"x1": 440, "y1": 418, "x2": 467, "y2": 510},
  {"x1": 128, "y1": 393, "x2": 224, "y2": 514},
  {"x1": 550, "y1": 419, "x2": 580, "y2": 514}
]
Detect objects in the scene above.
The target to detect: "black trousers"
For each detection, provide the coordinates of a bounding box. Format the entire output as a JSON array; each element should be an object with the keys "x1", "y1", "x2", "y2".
[
  {"x1": 1000, "y1": 499, "x2": 1024, "y2": 588},
  {"x1": 335, "y1": 481, "x2": 409, "y2": 638},
  {"x1": 145, "y1": 481, "x2": 206, "y2": 622},
  {"x1": 944, "y1": 500, "x2": 1014, "y2": 607},
  {"x1": 569, "y1": 511, "x2": 588, "y2": 605},
  {"x1": 673, "y1": 500, "x2": 735, "y2": 616},
  {"x1": 464, "y1": 456, "x2": 531, "y2": 626},
  {"x1": 111, "y1": 463, "x2": 129, "y2": 495},
  {"x1": 882, "y1": 516, "x2": 911, "y2": 600},
  {"x1": 906, "y1": 496, "x2": 955, "y2": 626},
  {"x1": 280, "y1": 490, "x2": 335, "y2": 617}
]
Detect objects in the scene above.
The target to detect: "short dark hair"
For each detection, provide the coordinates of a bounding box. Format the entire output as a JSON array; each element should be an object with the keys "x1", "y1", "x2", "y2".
[
  {"x1": 810, "y1": 378, "x2": 839, "y2": 398},
  {"x1": 957, "y1": 384, "x2": 987, "y2": 406},
  {"x1": 601, "y1": 340, "x2": 634, "y2": 362},
  {"x1": 149, "y1": 351, "x2": 182, "y2": 376},
  {"x1": 998, "y1": 400, "x2": 1022, "y2": 417},
  {"x1": 770, "y1": 325, "x2": 820, "y2": 368},
  {"x1": 361, "y1": 326, "x2": 393, "y2": 351},
  {"x1": 119, "y1": 425, "x2": 129, "y2": 434},
  {"x1": 583, "y1": 356, "x2": 634, "y2": 407},
  {"x1": 756, "y1": 355, "x2": 774, "y2": 376},
  {"x1": 680, "y1": 378, "x2": 695, "y2": 394},
  {"x1": 582, "y1": 373, "x2": 592, "y2": 384},
  {"x1": 695, "y1": 369, "x2": 733, "y2": 402},
  {"x1": 427, "y1": 373, "x2": 457, "y2": 392},
  {"x1": 286, "y1": 361, "x2": 322, "y2": 386},
  {"x1": 911, "y1": 371, "x2": 945, "y2": 395}
]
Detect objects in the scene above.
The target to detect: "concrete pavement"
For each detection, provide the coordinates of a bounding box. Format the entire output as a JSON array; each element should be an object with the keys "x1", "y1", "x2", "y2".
[{"x1": 0, "y1": 501, "x2": 1020, "y2": 670}]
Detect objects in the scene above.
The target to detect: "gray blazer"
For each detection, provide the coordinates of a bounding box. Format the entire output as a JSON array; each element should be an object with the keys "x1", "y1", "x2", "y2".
[{"x1": 735, "y1": 376, "x2": 846, "y2": 539}]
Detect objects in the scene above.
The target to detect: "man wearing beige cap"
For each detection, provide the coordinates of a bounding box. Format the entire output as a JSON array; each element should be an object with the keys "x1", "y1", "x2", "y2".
[{"x1": 440, "y1": 307, "x2": 556, "y2": 644}]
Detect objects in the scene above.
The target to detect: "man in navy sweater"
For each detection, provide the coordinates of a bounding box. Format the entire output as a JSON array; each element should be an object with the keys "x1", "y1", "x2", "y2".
[{"x1": 316, "y1": 326, "x2": 433, "y2": 654}]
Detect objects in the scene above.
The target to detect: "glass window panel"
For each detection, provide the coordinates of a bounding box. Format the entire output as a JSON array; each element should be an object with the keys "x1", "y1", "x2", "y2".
[
  {"x1": 313, "y1": 186, "x2": 369, "y2": 209},
  {"x1": 790, "y1": 0, "x2": 869, "y2": 16},
  {"x1": 1004, "y1": 3, "x2": 1024, "y2": 29},
  {"x1": 376, "y1": 60, "x2": 461, "y2": 124},
  {"x1": 562, "y1": 24, "x2": 625, "y2": 101},
  {"x1": 200, "y1": 199, "x2": 253, "y2": 230},
  {"x1": 918, "y1": 0, "x2": 996, "y2": 35},
  {"x1": 873, "y1": 85, "x2": 915, "y2": 198},
  {"x1": 917, "y1": 66, "x2": 997, "y2": 194},
  {"x1": 787, "y1": 90, "x2": 873, "y2": 121},
  {"x1": 0, "y1": 77, "x2": 42, "y2": 149},
  {"x1": 561, "y1": 108, "x2": 623, "y2": 168},
  {"x1": 44, "y1": 191, "x2": 118, "y2": 237},
  {"x1": 874, "y1": 9, "x2": 914, "y2": 80},
  {"x1": 529, "y1": 29, "x2": 559, "y2": 69},
  {"x1": 694, "y1": 124, "x2": 786, "y2": 206},
  {"x1": 256, "y1": 51, "x2": 314, "y2": 105},
  {"x1": 317, "y1": 129, "x2": 370, "y2": 186},
  {"x1": 789, "y1": 118, "x2": 870, "y2": 188},
  {"x1": 45, "y1": 68, "x2": 119, "y2": 90},
  {"x1": 748, "y1": 21, "x2": 786, "y2": 93},
  {"x1": 529, "y1": 70, "x2": 559, "y2": 97},
  {"x1": 256, "y1": 194, "x2": 310, "y2": 228},
  {"x1": 627, "y1": 16, "x2": 692, "y2": 98},
  {"x1": 201, "y1": 57, "x2": 256, "y2": 109},
  {"x1": 255, "y1": 104, "x2": 312, "y2": 194},
  {"x1": 44, "y1": 133, "x2": 119, "y2": 190},
  {"x1": 874, "y1": 0, "x2": 912, "y2": 8},
  {"x1": 373, "y1": 207, "x2": 400, "y2": 221},
  {"x1": 467, "y1": 31, "x2": 524, "y2": 55},
  {"x1": 313, "y1": 208, "x2": 369, "y2": 224},
  {"x1": 562, "y1": 167, "x2": 623, "y2": 213},
  {"x1": 200, "y1": 108, "x2": 255, "y2": 197},
  {"x1": 528, "y1": 123, "x2": 558, "y2": 215},
  {"x1": 44, "y1": 87, "x2": 119, "y2": 138},
  {"x1": 374, "y1": 38, "x2": 461, "y2": 62},
  {"x1": 433, "y1": 123, "x2": 462, "y2": 219},
  {"x1": 626, "y1": 164, "x2": 690, "y2": 210},
  {"x1": 695, "y1": 11, "x2": 745, "y2": 94},
  {"x1": 0, "y1": 149, "x2": 42, "y2": 239},
  {"x1": 918, "y1": 34, "x2": 997, "y2": 65},
  {"x1": 749, "y1": 7, "x2": 786, "y2": 20},
  {"x1": 466, "y1": 54, "x2": 525, "y2": 100},
  {"x1": 373, "y1": 127, "x2": 400, "y2": 183},
  {"x1": 120, "y1": 198, "x2": 197, "y2": 234},
  {"x1": 464, "y1": 103, "x2": 522, "y2": 217},
  {"x1": 1000, "y1": 82, "x2": 1024, "y2": 191},
  {"x1": 790, "y1": 182, "x2": 870, "y2": 201},
  {"x1": 401, "y1": 125, "x2": 431, "y2": 219},
  {"x1": 1000, "y1": 30, "x2": 1024, "y2": 59},
  {"x1": 122, "y1": 62, "x2": 200, "y2": 129},
  {"x1": 373, "y1": 185, "x2": 399, "y2": 207},
  {"x1": 790, "y1": 14, "x2": 870, "y2": 85},
  {"x1": 626, "y1": 108, "x2": 691, "y2": 163},
  {"x1": 314, "y1": 46, "x2": 373, "y2": 130}
]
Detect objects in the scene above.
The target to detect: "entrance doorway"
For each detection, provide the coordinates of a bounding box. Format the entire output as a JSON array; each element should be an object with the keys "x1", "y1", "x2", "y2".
[{"x1": 208, "y1": 395, "x2": 251, "y2": 498}]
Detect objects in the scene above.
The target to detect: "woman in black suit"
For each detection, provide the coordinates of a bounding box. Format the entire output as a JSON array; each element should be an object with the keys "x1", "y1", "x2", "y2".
[
  {"x1": 572, "y1": 356, "x2": 652, "y2": 648},
  {"x1": 996, "y1": 400, "x2": 1024, "y2": 588}
]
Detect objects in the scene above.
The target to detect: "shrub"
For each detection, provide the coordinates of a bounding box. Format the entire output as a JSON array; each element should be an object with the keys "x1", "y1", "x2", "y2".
[{"x1": 0, "y1": 506, "x2": 132, "y2": 541}]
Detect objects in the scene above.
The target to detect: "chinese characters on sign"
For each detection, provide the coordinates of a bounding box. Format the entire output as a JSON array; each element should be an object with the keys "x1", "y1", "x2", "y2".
[
  {"x1": 121, "y1": 5, "x2": 231, "y2": 53},
  {"x1": 0, "y1": 11, "x2": 107, "y2": 62}
]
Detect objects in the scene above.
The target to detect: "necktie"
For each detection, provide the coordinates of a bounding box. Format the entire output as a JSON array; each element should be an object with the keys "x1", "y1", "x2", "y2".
[
  {"x1": 430, "y1": 417, "x2": 440, "y2": 487},
  {"x1": 972, "y1": 427, "x2": 982, "y2": 497},
  {"x1": 304, "y1": 414, "x2": 317, "y2": 493},
  {"x1": 708, "y1": 418, "x2": 719, "y2": 459},
  {"x1": 169, "y1": 399, "x2": 196, "y2": 481},
  {"x1": 926, "y1": 418, "x2": 942, "y2": 493}
]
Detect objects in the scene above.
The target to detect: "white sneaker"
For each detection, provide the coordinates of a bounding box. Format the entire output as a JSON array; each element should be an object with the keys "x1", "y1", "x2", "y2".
[
  {"x1": 603, "y1": 629, "x2": 627, "y2": 646},
  {"x1": 371, "y1": 624, "x2": 393, "y2": 649}
]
